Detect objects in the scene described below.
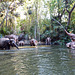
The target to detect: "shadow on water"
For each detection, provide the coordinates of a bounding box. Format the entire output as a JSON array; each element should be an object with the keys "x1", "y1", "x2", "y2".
[{"x1": 0, "y1": 45, "x2": 75, "y2": 75}]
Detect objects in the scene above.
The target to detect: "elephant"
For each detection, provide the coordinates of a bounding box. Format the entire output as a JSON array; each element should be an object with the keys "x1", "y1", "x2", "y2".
[
  {"x1": 18, "y1": 33, "x2": 25, "y2": 41},
  {"x1": 0, "y1": 38, "x2": 19, "y2": 50},
  {"x1": 66, "y1": 42, "x2": 75, "y2": 49},
  {"x1": 30, "y1": 39, "x2": 38, "y2": 46},
  {"x1": 18, "y1": 40, "x2": 25, "y2": 46},
  {"x1": 45, "y1": 37, "x2": 51, "y2": 45},
  {"x1": 5, "y1": 34, "x2": 18, "y2": 44}
]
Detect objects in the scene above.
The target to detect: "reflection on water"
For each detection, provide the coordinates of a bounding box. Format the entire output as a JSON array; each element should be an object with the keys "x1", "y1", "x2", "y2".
[{"x1": 0, "y1": 45, "x2": 75, "y2": 75}]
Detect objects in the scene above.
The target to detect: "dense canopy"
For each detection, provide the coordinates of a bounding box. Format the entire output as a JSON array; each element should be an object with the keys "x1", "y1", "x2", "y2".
[{"x1": 0, "y1": 0, "x2": 75, "y2": 45}]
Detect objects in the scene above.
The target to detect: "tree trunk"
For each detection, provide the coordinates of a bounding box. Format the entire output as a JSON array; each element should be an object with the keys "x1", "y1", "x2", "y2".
[
  {"x1": 66, "y1": 4, "x2": 75, "y2": 26},
  {"x1": 34, "y1": 0, "x2": 38, "y2": 40},
  {"x1": 67, "y1": 13, "x2": 71, "y2": 26}
]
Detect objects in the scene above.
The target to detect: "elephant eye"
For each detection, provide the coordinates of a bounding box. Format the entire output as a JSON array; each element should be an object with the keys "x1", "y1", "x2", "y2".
[
  {"x1": 9, "y1": 42, "x2": 10, "y2": 44},
  {"x1": 12, "y1": 41, "x2": 15, "y2": 44}
]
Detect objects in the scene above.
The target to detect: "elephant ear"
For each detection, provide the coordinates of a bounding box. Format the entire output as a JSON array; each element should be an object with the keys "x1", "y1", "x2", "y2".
[
  {"x1": 3, "y1": 40, "x2": 10, "y2": 47},
  {"x1": 5, "y1": 40, "x2": 10, "y2": 44}
]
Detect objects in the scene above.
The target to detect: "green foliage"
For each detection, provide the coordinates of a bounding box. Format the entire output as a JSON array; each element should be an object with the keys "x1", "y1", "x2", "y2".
[
  {"x1": 30, "y1": 25, "x2": 34, "y2": 35},
  {"x1": 0, "y1": 26, "x2": 13, "y2": 35},
  {"x1": 0, "y1": 0, "x2": 75, "y2": 45}
]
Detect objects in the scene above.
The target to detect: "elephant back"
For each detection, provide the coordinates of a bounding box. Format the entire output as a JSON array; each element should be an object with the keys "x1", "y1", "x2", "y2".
[
  {"x1": 18, "y1": 33, "x2": 25, "y2": 41},
  {"x1": 5, "y1": 34, "x2": 18, "y2": 43},
  {"x1": 0, "y1": 38, "x2": 9, "y2": 46}
]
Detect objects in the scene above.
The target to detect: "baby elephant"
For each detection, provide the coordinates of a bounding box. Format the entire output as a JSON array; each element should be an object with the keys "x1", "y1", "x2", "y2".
[
  {"x1": 30, "y1": 39, "x2": 38, "y2": 46},
  {"x1": 45, "y1": 37, "x2": 51, "y2": 45},
  {"x1": 0, "y1": 38, "x2": 19, "y2": 50},
  {"x1": 18, "y1": 41, "x2": 25, "y2": 46}
]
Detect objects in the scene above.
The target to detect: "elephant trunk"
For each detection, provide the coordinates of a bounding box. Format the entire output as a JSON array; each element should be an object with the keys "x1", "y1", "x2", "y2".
[
  {"x1": 13, "y1": 43, "x2": 19, "y2": 49},
  {"x1": 12, "y1": 41, "x2": 19, "y2": 49}
]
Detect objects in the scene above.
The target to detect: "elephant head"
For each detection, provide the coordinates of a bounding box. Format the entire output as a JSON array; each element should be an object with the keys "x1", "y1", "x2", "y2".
[
  {"x1": 30, "y1": 39, "x2": 38, "y2": 46},
  {"x1": 0, "y1": 38, "x2": 19, "y2": 50},
  {"x1": 9, "y1": 39, "x2": 19, "y2": 49}
]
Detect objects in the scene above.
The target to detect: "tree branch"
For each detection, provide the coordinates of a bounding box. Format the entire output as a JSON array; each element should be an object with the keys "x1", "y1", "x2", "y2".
[
  {"x1": 0, "y1": 15, "x2": 7, "y2": 26},
  {"x1": 60, "y1": 9, "x2": 65, "y2": 17},
  {"x1": 52, "y1": 16, "x2": 66, "y2": 31},
  {"x1": 70, "y1": 3, "x2": 75, "y2": 13},
  {"x1": 51, "y1": 16, "x2": 75, "y2": 40},
  {"x1": 66, "y1": 8, "x2": 70, "y2": 13},
  {"x1": 0, "y1": 2, "x2": 13, "y2": 26}
]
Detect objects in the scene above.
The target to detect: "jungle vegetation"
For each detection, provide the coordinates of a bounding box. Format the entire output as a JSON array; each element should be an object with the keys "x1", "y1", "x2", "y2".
[{"x1": 0, "y1": 0, "x2": 75, "y2": 45}]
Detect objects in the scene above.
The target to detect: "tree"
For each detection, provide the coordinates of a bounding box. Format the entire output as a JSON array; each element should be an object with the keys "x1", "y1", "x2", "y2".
[{"x1": 0, "y1": 1, "x2": 20, "y2": 34}]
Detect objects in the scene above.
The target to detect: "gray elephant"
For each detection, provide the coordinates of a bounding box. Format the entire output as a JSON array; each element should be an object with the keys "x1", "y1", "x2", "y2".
[
  {"x1": 5, "y1": 34, "x2": 18, "y2": 44},
  {"x1": 0, "y1": 38, "x2": 19, "y2": 50},
  {"x1": 30, "y1": 39, "x2": 38, "y2": 46},
  {"x1": 18, "y1": 40, "x2": 25, "y2": 46},
  {"x1": 18, "y1": 33, "x2": 25, "y2": 41},
  {"x1": 45, "y1": 37, "x2": 51, "y2": 45}
]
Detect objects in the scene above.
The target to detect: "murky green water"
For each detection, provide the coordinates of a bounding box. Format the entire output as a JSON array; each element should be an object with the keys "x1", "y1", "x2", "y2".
[{"x1": 0, "y1": 45, "x2": 75, "y2": 75}]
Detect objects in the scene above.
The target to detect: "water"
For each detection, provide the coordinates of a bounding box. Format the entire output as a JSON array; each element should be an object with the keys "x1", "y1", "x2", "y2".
[{"x1": 0, "y1": 45, "x2": 75, "y2": 75}]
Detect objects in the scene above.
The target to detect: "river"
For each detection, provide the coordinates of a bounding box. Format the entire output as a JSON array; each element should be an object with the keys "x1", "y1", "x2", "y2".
[{"x1": 0, "y1": 45, "x2": 75, "y2": 75}]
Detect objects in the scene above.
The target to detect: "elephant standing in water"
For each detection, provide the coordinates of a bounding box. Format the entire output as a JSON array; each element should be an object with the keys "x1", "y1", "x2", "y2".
[
  {"x1": 30, "y1": 39, "x2": 38, "y2": 46},
  {"x1": 0, "y1": 38, "x2": 19, "y2": 50},
  {"x1": 18, "y1": 40, "x2": 25, "y2": 46},
  {"x1": 45, "y1": 37, "x2": 51, "y2": 45}
]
